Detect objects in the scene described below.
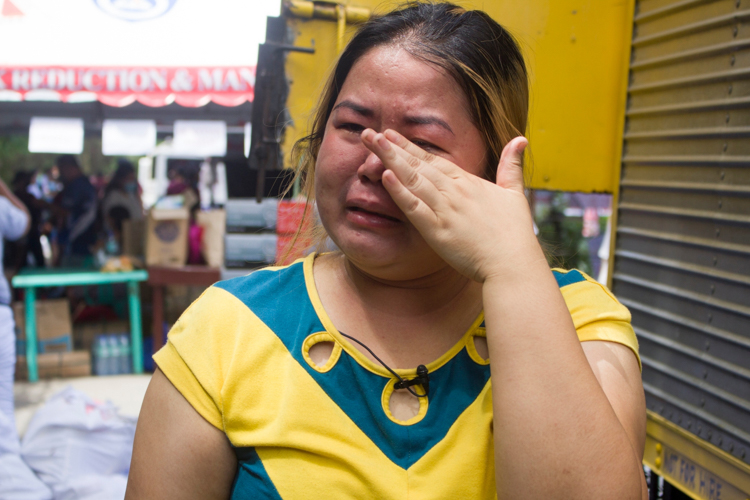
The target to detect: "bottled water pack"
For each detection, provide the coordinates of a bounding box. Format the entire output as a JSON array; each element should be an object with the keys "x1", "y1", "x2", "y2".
[{"x1": 93, "y1": 334, "x2": 132, "y2": 376}]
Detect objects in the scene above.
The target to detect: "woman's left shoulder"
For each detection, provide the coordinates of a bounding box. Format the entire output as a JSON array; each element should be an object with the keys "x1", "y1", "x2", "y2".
[
  {"x1": 551, "y1": 268, "x2": 631, "y2": 326},
  {"x1": 552, "y1": 268, "x2": 640, "y2": 365}
]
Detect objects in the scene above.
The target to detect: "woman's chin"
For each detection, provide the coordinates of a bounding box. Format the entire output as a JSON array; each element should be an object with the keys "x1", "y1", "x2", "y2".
[{"x1": 336, "y1": 239, "x2": 446, "y2": 282}]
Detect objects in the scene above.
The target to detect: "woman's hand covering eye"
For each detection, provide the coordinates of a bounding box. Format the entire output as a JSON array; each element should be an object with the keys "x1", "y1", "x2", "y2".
[{"x1": 361, "y1": 128, "x2": 538, "y2": 283}]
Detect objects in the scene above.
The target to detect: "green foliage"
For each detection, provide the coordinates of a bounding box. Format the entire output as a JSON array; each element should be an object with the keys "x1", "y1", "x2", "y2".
[
  {"x1": 535, "y1": 192, "x2": 593, "y2": 274},
  {"x1": 0, "y1": 136, "x2": 55, "y2": 183},
  {"x1": 0, "y1": 135, "x2": 121, "y2": 184}
]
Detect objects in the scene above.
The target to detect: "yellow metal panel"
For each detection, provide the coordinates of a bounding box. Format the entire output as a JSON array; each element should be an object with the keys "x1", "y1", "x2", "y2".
[
  {"x1": 644, "y1": 411, "x2": 750, "y2": 499},
  {"x1": 463, "y1": 0, "x2": 634, "y2": 192},
  {"x1": 282, "y1": 1, "x2": 396, "y2": 169},
  {"x1": 282, "y1": 0, "x2": 634, "y2": 193},
  {"x1": 283, "y1": 15, "x2": 343, "y2": 169}
]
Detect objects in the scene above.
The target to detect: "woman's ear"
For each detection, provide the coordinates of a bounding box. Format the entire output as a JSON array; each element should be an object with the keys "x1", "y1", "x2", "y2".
[{"x1": 495, "y1": 137, "x2": 528, "y2": 194}]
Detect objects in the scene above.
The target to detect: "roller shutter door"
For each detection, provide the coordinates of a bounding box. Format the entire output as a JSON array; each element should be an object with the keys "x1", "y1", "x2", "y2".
[{"x1": 613, "y1": 0, "x2": 750, "y2": 466}]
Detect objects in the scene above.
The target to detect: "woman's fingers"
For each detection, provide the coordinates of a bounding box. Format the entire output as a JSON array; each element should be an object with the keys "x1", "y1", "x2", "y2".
[
  {"x1": 381, "y1": 130, "x2": 458, "y2": 176},
  {"x1": 381, "y1": 170, "x2": 436, "y2": 228},
  {"x1": 361, "y1": 129, "x2": 445, "y2": 207},
  {"x1": 496, "y1": 136, "x2": 528, "y2": 194}
]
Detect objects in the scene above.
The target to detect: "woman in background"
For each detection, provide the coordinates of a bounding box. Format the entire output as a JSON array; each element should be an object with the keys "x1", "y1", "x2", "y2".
[{"x1": 101, "y1": 159, "x2": 143, "y2": 250}]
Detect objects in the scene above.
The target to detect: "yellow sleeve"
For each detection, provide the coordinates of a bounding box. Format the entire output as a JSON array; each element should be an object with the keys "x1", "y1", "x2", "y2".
[
  {"x1": 556, "y1": 270, "x2": 641, "y2": 370},
  {"x1": 153, "y1": 286, "x2": 236, "y2": 430}
]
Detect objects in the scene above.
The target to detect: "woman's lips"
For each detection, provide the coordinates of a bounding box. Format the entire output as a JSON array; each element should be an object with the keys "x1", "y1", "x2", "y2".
[
  {"x1": 346, "y1": 206, "x2": 402, "y2": 228},
  {"x1": 349, "y1": 206, "x2": 400, "y2": 221}
]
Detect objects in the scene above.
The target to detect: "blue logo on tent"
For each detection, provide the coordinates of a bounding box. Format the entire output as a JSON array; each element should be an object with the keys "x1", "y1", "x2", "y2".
[{"x1": 94, "y1": 0, "x2": 177, "y2": 22}]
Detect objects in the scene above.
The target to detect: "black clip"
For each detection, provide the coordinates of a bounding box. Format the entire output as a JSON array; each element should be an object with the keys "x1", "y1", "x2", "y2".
[{"x1": 394, "y1": 364, "x2": 430, "y2": 396}]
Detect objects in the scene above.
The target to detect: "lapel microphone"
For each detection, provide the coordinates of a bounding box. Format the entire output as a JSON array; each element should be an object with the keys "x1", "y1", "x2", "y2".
[{"x1": 394, "y1": 364, "x2": 430, "y2": 396}]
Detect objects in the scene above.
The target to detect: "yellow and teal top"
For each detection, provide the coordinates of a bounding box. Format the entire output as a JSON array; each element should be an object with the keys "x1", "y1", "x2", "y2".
[{"x1": 154, "y1": 253, "x2": 639, "y2": 499}]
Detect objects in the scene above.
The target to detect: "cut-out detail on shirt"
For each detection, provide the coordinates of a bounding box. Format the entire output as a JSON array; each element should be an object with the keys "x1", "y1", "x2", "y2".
[
  {"x1": 473, "y1": 336, "x2": 489, "y2": 362},
  {"x1": 390, "y1": 389, "x2": 421, "y2": 421},
  {"x1": 466, "y1": 328, "x2": 490, "y2": 365},
  {"x1": 302, "y1": 332, "x2": 341, "y2": 373},
  {"x1": 309, "y1": 341, "x2": 335, "y2": 367},
  {"x1": 381, "y1": 378, "x2": 428, "y2": 426}
]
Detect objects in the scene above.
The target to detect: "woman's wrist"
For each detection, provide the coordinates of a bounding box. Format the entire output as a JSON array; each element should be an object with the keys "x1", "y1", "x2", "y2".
[{"x1": 479, "y1": 233, "x2": 547, "y2": 285}]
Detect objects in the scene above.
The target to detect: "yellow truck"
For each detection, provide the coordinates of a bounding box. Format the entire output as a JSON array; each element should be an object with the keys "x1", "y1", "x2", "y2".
[{"x1": 252, "y1": 1, "x2": 750, "y2": 497}]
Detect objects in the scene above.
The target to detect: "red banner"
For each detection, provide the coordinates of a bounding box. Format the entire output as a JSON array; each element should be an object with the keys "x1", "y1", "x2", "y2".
[{"x1": 0, "y1": 66, "x2": 255, "y2": 107}]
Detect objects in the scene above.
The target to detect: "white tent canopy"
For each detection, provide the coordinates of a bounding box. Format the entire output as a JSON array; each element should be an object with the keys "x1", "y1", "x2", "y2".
[
  {"x1": 0, "y1": 0, "x2": 281, "y2": 106},
  {"x1": 0, "y1": 0, "x2": 278, "y2": 66}
]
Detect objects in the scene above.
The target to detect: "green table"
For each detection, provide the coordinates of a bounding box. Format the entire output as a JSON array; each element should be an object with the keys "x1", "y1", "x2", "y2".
[{"x1": 12, "y1": 268, "x2": 149, "y2": 382}]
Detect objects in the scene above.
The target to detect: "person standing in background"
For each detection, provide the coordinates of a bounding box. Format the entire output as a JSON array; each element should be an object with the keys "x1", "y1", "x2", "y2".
[
  {"x1": 0, "y1": 177, "x2": 51, "y2": 499},
  {"x1": 53, "y1": 155, "x2": 98, "y2": 267},
  {"x1": 11, "y1": 171, "x2": 47, "y2": 269},
  {"x1": 0, "y1": 175, "x2": 29, "y2": 424},
  {"x1": 166, "y1": 165, "x2": 200, "y2": 215},
  {"x1": 101, "y1": 159, "x2": 144, "y2": 250}
]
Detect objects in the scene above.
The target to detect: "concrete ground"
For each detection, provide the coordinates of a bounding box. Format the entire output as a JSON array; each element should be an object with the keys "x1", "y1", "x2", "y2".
[{"x1": 14, "y1": 374, "x2": 152, "y2": 437}]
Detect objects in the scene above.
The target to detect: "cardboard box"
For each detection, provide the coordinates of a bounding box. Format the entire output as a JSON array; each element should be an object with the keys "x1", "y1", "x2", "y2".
[
  {"x1": 196, "y1": 209, "x2": 226, "y2": 268},
  {"x1": 145, "y1": 207, "x2": 189, "y2": 267},
  {"x1": 17, "y1": 336, "x2": 73, "y2": 355},
  {"x1": 73, "y1": 319, "x2": 130, "y2": 352},
  {"x1": 13, "y1": 299, "x2": 72, "y2": 341},
  {"x1": 15, "y1": 351, "x2": 91, "y2": 380},
  {"x1": 122, "y1": 218, "x2": 146, "y2": 257}
]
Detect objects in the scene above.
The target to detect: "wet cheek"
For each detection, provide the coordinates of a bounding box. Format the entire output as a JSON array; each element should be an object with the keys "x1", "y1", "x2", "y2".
[
  {"x1": 315, "y1": 157, "x2": 348, "y2": 194},
  {"x1": 314, "y1": 160, "x2": 348, "y2": 212},
  {"x1": 317, "y1": 145, "x2": 363, "y2": 189}
]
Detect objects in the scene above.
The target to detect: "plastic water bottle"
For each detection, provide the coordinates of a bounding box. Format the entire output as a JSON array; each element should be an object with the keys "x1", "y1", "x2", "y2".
[
  {"x1": 94, "y1": 336, "x2": 109, "y2": 376},
  {"x1": 118, "y1": 334, "x2": 132, "y2": 374},
  {"x1": 107, "y1": 335, "x2": 120, "y2": 375}
]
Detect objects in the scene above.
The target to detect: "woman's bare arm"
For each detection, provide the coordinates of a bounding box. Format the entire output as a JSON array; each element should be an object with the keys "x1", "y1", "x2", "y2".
[
  {"x1": 582, "y1": 340, "x2": 647, "y2": 464},
  {"x1": 483, "y1": 270, "x2": 647, "y2": 499},
  {"x1": 125, "y1": 368, "x2": 237, "y2": 500}
]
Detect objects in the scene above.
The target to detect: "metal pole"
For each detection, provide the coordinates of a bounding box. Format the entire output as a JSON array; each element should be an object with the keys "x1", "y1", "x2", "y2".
[
  {"x1": 24, "y1": 287, "x2": 38, "y2": 382},
  {"x1": 127, "y1": 280, "x2": 144, "y2": 373}
]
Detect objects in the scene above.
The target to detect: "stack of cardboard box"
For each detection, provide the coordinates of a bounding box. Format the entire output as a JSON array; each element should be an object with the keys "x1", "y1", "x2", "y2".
[{"x1": 14, "y1": 299, "x2": 91, "y2": 379}]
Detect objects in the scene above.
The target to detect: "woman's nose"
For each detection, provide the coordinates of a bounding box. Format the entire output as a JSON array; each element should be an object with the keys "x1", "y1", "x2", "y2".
[{"x1": 357, "y1": 151, "x2": 385, "y2": 184}]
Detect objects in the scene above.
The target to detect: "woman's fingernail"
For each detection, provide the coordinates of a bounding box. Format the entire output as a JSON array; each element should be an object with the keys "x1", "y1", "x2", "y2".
[
  {"x1": 377, "y1": 134, "x2": 391, "y2": 150},
  {"x1": 383, "y1": 129, "x2": 398, "y2": 142},
  {"x1": 362, "y1": 129, "x2": 374, "y2": 141}
]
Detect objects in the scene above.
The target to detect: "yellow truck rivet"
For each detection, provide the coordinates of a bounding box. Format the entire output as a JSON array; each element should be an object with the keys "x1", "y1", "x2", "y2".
[
  {"x1": 655, "y1": 457, "x2": 662, "y2": 468},
  {"x1": 655, "y1": 443, "x2": 662, "y2": 453}
]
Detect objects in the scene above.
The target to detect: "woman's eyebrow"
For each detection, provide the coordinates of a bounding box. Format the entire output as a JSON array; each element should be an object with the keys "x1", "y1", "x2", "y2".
[
  {"x1": 333, "y1": 100, "x2": 374, "y2": 117},
  {"x1": 404, "y1": 115, "x2": 454, "y2": 135},
  {"x1": 332, "y1": 101, "x2": 454, "y2": 135}
]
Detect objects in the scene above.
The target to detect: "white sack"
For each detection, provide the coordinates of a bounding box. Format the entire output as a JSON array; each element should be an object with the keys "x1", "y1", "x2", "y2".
[
  {"x1": 0, "y1": 410, "x2": 52, "y2": 500},
  {"x1": 20, "y1": 387, "x2": 136, "y2": 500},
  {"x1": 52, "y1": 474, "x2": 128, "y2": 500}
]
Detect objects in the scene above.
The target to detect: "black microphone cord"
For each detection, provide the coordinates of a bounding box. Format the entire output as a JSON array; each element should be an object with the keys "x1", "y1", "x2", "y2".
[{"x1": 339, "y1": 331, "x2": 430, "y2": 398}]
